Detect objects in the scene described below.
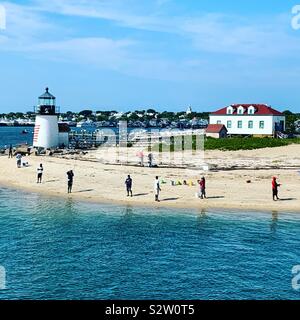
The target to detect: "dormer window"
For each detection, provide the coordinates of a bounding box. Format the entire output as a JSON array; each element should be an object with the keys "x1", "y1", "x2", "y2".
[
  {"x1": 248, "y1": 106, "x2": 255, "y2": 115},
  {"x1": 227, "y1": 106, "x2": 234, "y2": 114},
  {"x1": 237, "y1": 106, "x2": 244, "y2": 115}
]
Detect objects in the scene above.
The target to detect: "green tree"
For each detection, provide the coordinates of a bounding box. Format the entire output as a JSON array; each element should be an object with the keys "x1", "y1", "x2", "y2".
[
  {"x1": 147, "y1": 109, "x2": 156, "y2": 114},
  {"x1": 79, "y1": 110, "x2": 93, "y2": 118},
  {"x1": 128, "y1": 112, "x2": 140, "y2": 121},
  {"x1": 283, "y1": 110, "x2": 297, "y2": 133}
]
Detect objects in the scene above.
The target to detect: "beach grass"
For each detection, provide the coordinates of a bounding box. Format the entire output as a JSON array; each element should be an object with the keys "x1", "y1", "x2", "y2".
[{"x1": 151, "y1": 136, "x2": 300, "y2": 152}]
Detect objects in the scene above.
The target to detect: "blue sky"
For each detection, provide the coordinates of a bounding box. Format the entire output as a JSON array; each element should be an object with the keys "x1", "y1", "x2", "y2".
[{"x1": 0, "y1": 0, "x2": 300, "y2": 113}]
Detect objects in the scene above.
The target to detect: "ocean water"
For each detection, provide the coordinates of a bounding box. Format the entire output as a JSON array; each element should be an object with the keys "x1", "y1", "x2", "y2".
[
  {"x1": 0, "y1": 187, "x2": 299, "y2": 300},
  {"x1": 0, "y1": 127, "x2": 34, "y2": 148}
]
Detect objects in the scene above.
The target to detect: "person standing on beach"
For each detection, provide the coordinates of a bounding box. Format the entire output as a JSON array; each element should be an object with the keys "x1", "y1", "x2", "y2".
[
  {"x1": 154, "y1": 176, "x2": 161, "y2": 202},
  {"x1": 37, "y1": 164, "x2": 44, "y2": 183},
  {"x1": 137, "y1": 151, "x2": 144, "y2": 166},
  {"x1": 148, "y1": 153, "x2": 153, "y2": 167},
  {"x1": 8, "y1": 144, "x2": 13, "y2": 158},
  {"x1": 125, "y1": 175, "x2": 133, "y2": 197},
  {"x1": 198, "y1": 177, "x2": 207, "y2": 199},
  {"x1": 272, "y1": 177, "x2": 281, "y2": 201},
  {"x1": 16, "y1": 153, "x2": 22, "y2": 168},
  {"x1": 67, "y1": 170, "x2": 74, "y2": 194}
]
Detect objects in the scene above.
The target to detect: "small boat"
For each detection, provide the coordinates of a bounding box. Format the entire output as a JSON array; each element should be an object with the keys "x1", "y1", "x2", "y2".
[{"x1": 21, "y1": 129, "x2": 28, "y2": 134}]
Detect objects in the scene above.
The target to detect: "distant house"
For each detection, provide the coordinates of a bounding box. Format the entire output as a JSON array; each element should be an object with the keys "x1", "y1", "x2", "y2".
[
  {"x1": 209, "y1": 104, "x2": 286, "y2": 137},
  {"x1": 186, "y1": 106, "x2": 193, "y2": 115},
  {"x1": 206, "y1": 124, "x2": 228, "y2": 139}
]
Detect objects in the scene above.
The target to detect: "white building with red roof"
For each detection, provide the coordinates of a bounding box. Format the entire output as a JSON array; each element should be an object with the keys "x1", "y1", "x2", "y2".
[
  {"x1": 206, "y1": 124, "x2": 228, "y2": 139},
  {"x1": 209, "y1": 104, "x2": 286, "y2": 136}
]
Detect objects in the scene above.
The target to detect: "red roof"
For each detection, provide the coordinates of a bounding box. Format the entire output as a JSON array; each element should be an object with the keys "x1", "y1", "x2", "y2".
[
  {"x1": 211, "y1": 104, "x2": 283, "y2": 116},
  {"x1": 206, "y1": 124, "x2": 227, "y2": 133}
]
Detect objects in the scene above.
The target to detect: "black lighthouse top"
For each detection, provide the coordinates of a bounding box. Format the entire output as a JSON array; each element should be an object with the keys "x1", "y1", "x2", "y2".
[{"x1": 36, "y1": 87, "x2": 58, "y2": 115}]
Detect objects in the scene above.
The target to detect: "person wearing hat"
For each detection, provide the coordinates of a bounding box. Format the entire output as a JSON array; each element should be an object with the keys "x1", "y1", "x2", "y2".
[{"x1": 272, "y1": 177, "x2": 281, "y2": 201}]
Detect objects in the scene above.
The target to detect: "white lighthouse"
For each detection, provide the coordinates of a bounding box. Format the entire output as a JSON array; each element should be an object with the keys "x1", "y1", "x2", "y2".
[{"x1": 33, "y1": 88, "x2": 59, "y2": 149}]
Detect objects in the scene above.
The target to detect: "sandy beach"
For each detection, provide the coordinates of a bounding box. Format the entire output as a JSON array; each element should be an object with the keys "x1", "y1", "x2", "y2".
[{"x1": 0, "y1": 144, "x2": 300, "y2": 212}]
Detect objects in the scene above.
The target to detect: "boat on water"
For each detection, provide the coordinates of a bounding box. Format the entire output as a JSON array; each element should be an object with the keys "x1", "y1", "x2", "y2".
[
  {"x1": 21, "y1": 129, "x2": 29, "y2": 134},
  {"x1": 0, "y1": 119, "x2": 16, "y2": 126},
  {"x1": 76, "y1": 119, "x2": 97, "y2": 128}
]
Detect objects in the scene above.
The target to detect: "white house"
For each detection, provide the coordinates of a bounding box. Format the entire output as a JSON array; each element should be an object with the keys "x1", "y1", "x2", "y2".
[
  {"x1": 209, "y1": 104, "x2": 286, "y2": 136},
  {"x1": 186, "y1": 106, "x2": 193, "y2": 115}
]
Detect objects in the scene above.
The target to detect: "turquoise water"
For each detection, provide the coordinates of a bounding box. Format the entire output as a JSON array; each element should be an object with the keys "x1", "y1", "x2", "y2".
[{"x1": 0, "y1": 187, "x2": 299, "y2": 300}]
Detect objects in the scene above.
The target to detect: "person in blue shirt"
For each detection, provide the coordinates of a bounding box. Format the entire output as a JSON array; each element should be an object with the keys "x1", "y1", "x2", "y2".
[{"x1": 125, "y1": 175, "x2": 133, "y2": 197}]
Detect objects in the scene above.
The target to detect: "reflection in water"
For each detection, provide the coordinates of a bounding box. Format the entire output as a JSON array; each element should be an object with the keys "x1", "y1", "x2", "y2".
[
  {"x1": 65, "y1": 197, "x2": 77, "y2": 215},
  {"x1": 124, "y1": 206, "x2": 134, "y2": 216},
  {"x1": 270, "y1": 211, "x2": 279, "y2": 233},
  {"x1": 196, "y1": 208, "x2": 208, "y2": 228},
  {"x1": 118, "y1": 206, "x2": 135, "y2": 225},
  {"x1": 1, "y1": 186, "x2": 300, "y2": 300},
  {"x1": 197, "y1": 208, "x2": 207, "y2": 220}
]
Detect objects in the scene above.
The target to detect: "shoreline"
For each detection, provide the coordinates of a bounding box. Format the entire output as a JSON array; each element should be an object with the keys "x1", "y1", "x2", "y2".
[
  {"x1": 1, "y1": 179, "x2": 299, "y2": 214},
  {"x1": 0, "y1": 144, "x2": 300, "y2": 213}
]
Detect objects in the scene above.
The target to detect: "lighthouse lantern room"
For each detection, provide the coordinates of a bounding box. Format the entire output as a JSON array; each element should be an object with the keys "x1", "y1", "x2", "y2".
[{"x1": 33, "y1": 88, "x2": 59, "y2": 149}]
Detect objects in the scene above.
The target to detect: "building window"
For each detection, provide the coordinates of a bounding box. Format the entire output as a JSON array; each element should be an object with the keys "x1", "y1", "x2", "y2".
[
  {"x1": 248, "y1": 121, "x2": 253, "y2": 129},
  {"x1": 217, "y1": 120, "x2": 221, "y2": 124},
  {"x1": 259, "y1": 121, "x2": 264, "y2": 129},
  {"x1": 238, "y1": 106, "x2": 244, "y2": 114},
  {"x1": 238, "y1": 121, "x2": 242, "y2": 129},
  {"x1": 227, "y1": 120, "x2": 232, "y2": 129}
]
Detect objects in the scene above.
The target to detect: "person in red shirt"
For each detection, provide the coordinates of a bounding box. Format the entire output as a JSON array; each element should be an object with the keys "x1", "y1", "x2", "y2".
[
  {"x1": 272, "y1": 177, "x2": 281, "y2": 201},
  {"x1": 198, "y1": 177, "x2": 206, "y2": 199}
]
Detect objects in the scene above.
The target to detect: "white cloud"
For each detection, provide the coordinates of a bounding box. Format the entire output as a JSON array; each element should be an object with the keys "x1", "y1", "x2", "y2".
[
  {"x1": 32, "y1": 0, "x2": 167, "y2": 32},
  {"x1": 1, "y1": 0, "x2": 300, "y2": 83},
  {"x1": 0, "y1": 1, "x2": 57, "y2": 51},
  {"x1": 29, "y1": 0, "x2": 300, "y2": 58},
  {"x1": 181, "y1": 14, "x2": 300, "y2": 57}
]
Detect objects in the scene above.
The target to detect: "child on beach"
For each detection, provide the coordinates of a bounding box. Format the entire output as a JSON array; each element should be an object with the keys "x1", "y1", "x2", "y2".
[
  {"x1": 37, "y1": 164, "x2": 43, "y2": 183},
  {"x1": 272, "y1": 177, "x2": 281, "y2": 201},
  {"x1": 198, "y1": 177, "x2": 207, "y2": 199},
  {"x1": 154, "y1": 176, "x2": 161, "y2": 202},
  {"x1": 16, "y1": 153, "x2": 22, "y2": 168},
  {"x1": 67, "y1": 170, "x2": 74, "y2": 193},
  {"x1": 125, "y1": 175, "x2": 133, "y2": 197}
]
